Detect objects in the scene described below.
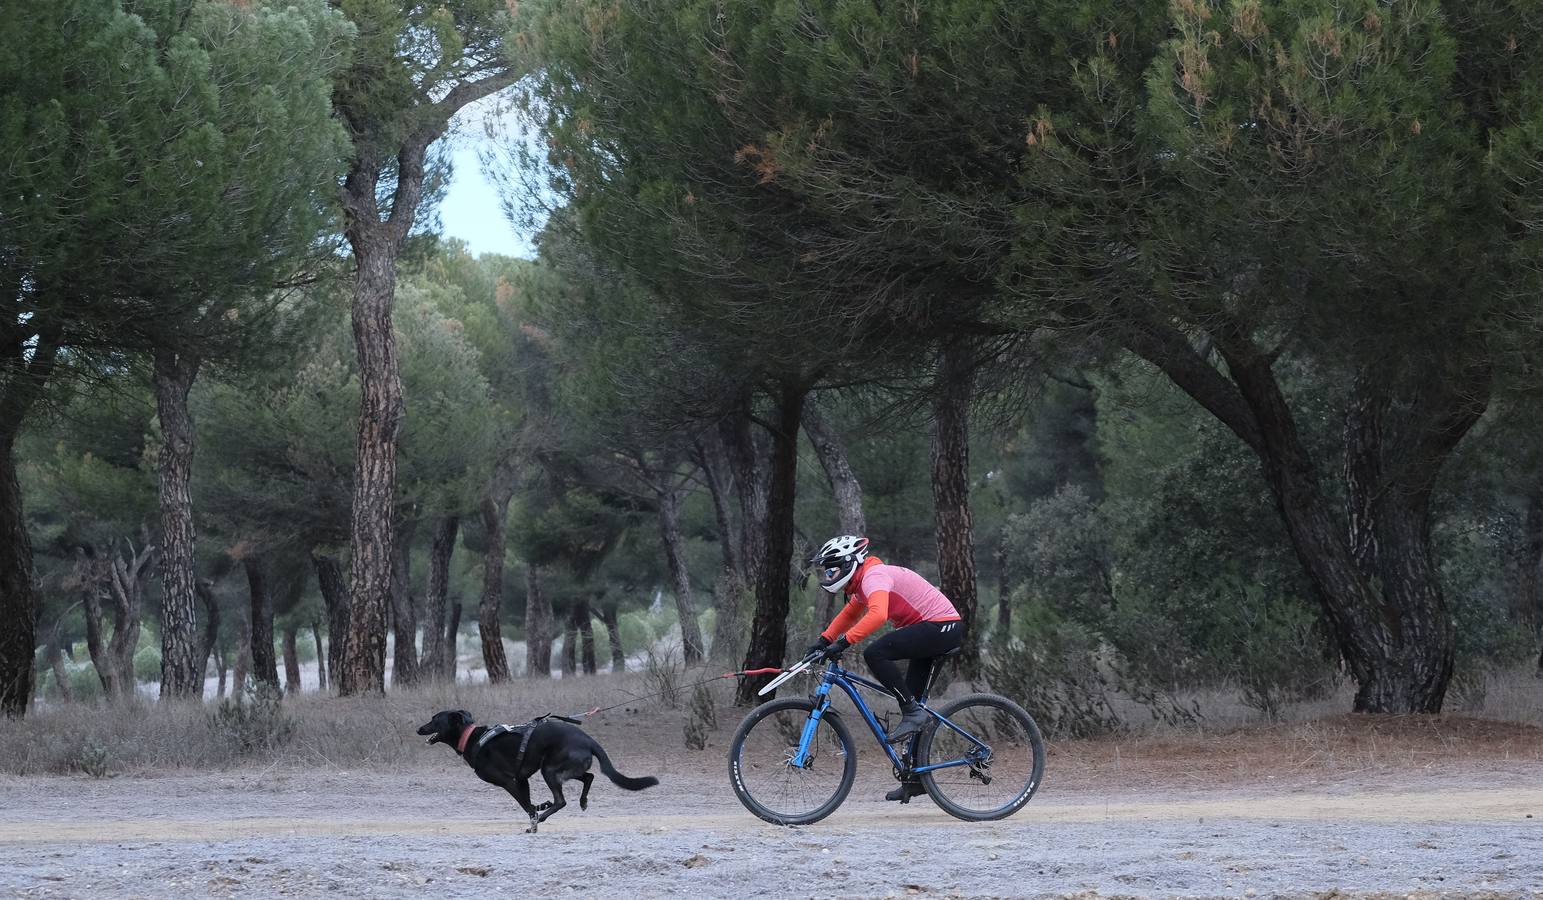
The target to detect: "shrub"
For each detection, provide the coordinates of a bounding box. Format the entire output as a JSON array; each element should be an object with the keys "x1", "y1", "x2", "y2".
[
  {"x1": 642, "y1": 646, "x2": 682, "y2": 709},
  {"x1": 207, "y1": 680, "x2": 293, "y2": 756},
  {"x1": 74, "y1": 739, "x2": 111, "y2": 778}
]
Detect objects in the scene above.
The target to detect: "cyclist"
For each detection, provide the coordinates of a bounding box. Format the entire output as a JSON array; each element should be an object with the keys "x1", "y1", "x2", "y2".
[{"x1": 805, "y1": 534, "x2": 963, "y2": 802}]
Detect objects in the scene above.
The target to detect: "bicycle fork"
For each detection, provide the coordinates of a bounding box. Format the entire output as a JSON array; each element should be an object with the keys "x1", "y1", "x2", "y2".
[{"x1": 790, "y1": 680, "x2": 835, "y2": 768}]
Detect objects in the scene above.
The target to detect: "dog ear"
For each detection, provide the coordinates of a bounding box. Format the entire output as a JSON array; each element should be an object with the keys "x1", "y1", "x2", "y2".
[{"x1": 453, "y1": 709, "x2": 474, "y2": 726}]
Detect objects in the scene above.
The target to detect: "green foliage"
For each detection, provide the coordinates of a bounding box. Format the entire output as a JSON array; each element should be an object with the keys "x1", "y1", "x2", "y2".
[{"x1": 2, "y1": 0, "x2": 354, "y2": 361}]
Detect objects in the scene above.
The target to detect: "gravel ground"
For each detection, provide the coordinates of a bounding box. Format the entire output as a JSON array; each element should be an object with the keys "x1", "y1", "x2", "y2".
[{"x1": 2, "y1": 765, "x2": 1540, "y2": 899}]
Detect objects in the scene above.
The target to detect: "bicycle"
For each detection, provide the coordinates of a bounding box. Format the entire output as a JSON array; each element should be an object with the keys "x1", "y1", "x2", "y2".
[{"x1": 727, "y1": 646, "x2": 1045, "y2": 825}]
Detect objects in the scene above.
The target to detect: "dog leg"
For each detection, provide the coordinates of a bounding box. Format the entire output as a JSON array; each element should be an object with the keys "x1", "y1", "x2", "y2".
[
  {"x1": 577, "y1": 772, "x2": 594, "y2": 811},
  {"x1": 504, "y1": 779, "x2": 542, "y2": 834},
  {"x1": 532, "y1": 767, "x2": 568, "y2": 825}
]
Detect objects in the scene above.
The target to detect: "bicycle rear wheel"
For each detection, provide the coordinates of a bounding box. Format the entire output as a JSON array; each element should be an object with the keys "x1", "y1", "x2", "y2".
[
  {"x1": 728, "y1": 698, "x2": 857, "y2": 825},
  {"x1": 916, "y1": 693, "x2": 1044, "y2": 821}
]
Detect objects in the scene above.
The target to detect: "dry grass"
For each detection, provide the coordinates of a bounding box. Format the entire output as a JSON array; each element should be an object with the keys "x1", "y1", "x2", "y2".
[{"x1": 4, "y1": 664, "x2": 1540, "y2": 784}]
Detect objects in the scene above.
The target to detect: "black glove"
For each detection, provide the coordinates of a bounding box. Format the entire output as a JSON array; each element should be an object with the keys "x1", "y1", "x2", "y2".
[
  {"x1": 805, "y1": 635, "x2": 832, "y2": 658},
  {"x1": 819, "y1": 636, "x2": 852, "y2": 661}
]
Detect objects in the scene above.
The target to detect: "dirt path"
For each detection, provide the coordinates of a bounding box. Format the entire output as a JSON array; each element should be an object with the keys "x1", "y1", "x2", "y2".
[{"x1": 2, "y1": 768, "x2": 1540, "y2": 899}]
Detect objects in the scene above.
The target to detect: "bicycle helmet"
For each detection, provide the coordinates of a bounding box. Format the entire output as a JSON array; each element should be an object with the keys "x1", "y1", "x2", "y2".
[{"x1": 812, "y1": 535, "x2": 870, "y2": 594}]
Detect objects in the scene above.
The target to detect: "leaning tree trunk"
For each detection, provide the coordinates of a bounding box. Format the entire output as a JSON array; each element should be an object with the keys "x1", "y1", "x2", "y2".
[
  {"x1": 421, "y1": 515, "x2": 459, "y2": 680},
  {"x1": 0, "y1": 431, "x2": 37, "y2": 716},
  {"x1": 153, "y1": 347, "x2": 204, "y2": 700},
  {"x1": 737, "y1": 383, "x2": 806, "y2": 704},
  {"x1": 994, "y1": 542, "x2": 1011, "y2": 638},
  {"x1": 658, "y1": 484, "x2": 705, "y2": 664},
  {"x1": 803, "y1": 401, "x2": 867, "y2": 625},
  {"x1": 524, "y1": 564, "x2": 553, "y2": 677},
  {"x1": 598, "y1": 604, "x2": 625, "y2": 673},
  {"x1": 931, "y1": 345, "x2": 980, "y2": 679},
  {"x1": 312, "y1": 551, "x2": 349, "y2": 689},
  {"x1": 48, "y1": 639, "x2": 73, "y2": 703},
  {"x1": 1127, "y1": 323, "x2": 1486, "y2": 714},
  {"x1": 281, "y1": 625, "x2": 301, "y2": 695},
  {"x1": 389, "y1": 517, "x2": 419, "y2": 688},
  {"x1": 477, "y1": 454, "x2": 518, "y2": 683},
  {"x1": 244, "y1": 557, "x2": 279, "y2": 689}
]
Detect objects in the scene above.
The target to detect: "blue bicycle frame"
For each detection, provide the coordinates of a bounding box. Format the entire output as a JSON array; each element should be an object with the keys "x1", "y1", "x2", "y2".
[{"x1": 790, "y1": 660, "x2": 991, "y2": 775}]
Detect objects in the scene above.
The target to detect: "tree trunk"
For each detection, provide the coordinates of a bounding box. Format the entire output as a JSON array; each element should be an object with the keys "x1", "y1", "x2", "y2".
[
  {"x1": 244, "y1": 557, "x2": 279, "y2": 688},
  {"x1": 803, "y1": 401, "x2": 867, "y2": 536},
  {"x1": 153, "y1": 347, "x2": 204, "y2": 700},
  {"x1": 232, "y1": 617, "x2": 250, "y2": 696},
  {"x1": 48, "y1": 639, "x2": 73, "y2": 704},
  {"x1": 931, "y1": 345, "x2": 981, "y2": 679},
  {"x1": 0, "y1": 433, "x2": 37, "y2": 716},
  {"x1": 1518, "y1": 486, "x2": 1543, "y2": 672},
  {"x1": 422, "y1": 515, "x2": 459, "y2": 681},
  {"x1": 524, "y1": 564, "x2": 553, "y2": 677},
  {"x1": 658, "y1": 484, "x2": 705, "y2": 664},
  {"x1": 389, "y1": 517, "x2": 419, "y2": 687},
  {"x1": 722, "y1": 406, "x2": 769, "y2": 586},
  {"x1": 98, "y1": 540, "x2": 154, "y2": 700},
  {"x1": 0, "y1": 336, "x2": 59, "y2": 718},
  {"x1": 281, "y1": 625, "x2": 301, "y2": 695},
  {"x1": 737, "y1": 383, "x2": 806, "y2": 704},
  {"x1": 804, "y1": 401, "x2": 868, "y2": 627},
  {"x1": 576, "y1": 595, "x2": 597, "y2": 675},
  {"x1": 196, "y1": 578, "x2": 220, "y2": 700},
  {"x1": 599, "y1": 604, "x2": 625, "y2": 672},
  {"x1": 312, "y1": 551, "x2": 349, "y2": 690},
  {"x1": 478, "y1": 456, "x2": 517, "y2": 683},
  {"x1": 338, "y1": 218, "x2": 406, "y2": 696},
  {"x1": 445, "y1": 602, "x2": 462, "y2": 682},
  {"x1": 994, "y1": 541, "x2": 1011, "y2": 638},
  {"x1": 710, "y1": 570, "x2": 748, "y2": 665},
  {"x1": 78, "y1": 551, "x2": 117, "y2": 697},
  {"x1": 694, "y1": 430, "x2": 743, "y2": 578},
  {"x1": 561, "y1": 616, "x2": 577, "y2": 676},
  {"x1": 311, "y1": 620, "x2": 327, "y2": 692}
]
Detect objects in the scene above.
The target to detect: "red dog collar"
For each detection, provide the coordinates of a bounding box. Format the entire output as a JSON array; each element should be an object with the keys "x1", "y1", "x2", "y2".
[{"x1": 455, "y1": 725, "x2": 476, "y2": 754}]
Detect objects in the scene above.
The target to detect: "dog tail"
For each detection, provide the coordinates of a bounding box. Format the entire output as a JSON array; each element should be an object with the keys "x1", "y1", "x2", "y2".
[{"x1": 589, "y1": 738, "x2": 659, "y2": 791}]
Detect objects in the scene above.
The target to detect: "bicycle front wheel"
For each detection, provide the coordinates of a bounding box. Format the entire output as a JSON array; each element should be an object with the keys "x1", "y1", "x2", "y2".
[
  {"x1": 728, "y1": 698, "x2": 857, "y2": 825},
  {"x1": 916, "y1": 693, "x2": 1045, "y2": 822}
]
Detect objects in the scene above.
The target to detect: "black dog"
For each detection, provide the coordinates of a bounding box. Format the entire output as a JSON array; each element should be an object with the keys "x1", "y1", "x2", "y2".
[{"x1": 417, "y1": 709, "x2": 658, "y2": 833}]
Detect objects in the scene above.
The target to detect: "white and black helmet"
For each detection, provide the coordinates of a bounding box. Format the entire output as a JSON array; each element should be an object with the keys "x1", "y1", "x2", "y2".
[{"x1": 811, "y1": 535, "x2": 870, "y2": 594}]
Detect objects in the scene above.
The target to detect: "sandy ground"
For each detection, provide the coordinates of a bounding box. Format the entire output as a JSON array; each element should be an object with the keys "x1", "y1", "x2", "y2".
[{"x1": 3, "y1": 732, "x2": 1542, "y2": 900}]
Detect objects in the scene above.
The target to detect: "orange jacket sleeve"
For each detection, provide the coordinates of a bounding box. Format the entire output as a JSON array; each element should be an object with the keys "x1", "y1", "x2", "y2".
[
  {"x1": 841, "y1": 590, "x2": 890, "y2": 644},
  {"x1": 821, "y1": 601, "x2": 864, "y2": 643}
]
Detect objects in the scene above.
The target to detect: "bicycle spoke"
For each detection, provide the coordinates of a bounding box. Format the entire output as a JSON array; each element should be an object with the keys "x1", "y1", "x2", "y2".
[
  {"x1": 731, "y1": 703, "x2": 854, "y2": 824},
  {"x1": 919, "y1": 694, "x2": 1044, "y2": 821}
]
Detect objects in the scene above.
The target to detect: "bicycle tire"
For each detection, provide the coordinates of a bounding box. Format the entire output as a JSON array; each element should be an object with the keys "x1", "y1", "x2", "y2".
[
  {"x1": 728, "y1": 697, "x2": 857, "y2": 826},
  {"x1": 916, "y1": 692, "x2": 1045, "y2": 822}
]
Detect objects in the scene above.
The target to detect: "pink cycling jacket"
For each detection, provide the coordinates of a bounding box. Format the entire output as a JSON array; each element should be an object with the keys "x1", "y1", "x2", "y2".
[{"x1": 821, "y1": 557, "x2": 961, "y2": 644}]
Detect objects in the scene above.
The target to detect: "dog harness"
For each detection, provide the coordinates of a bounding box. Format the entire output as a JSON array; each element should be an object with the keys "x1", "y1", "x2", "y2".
[{"x1": 460, "y1": 713, "x2": 585, "y2": 770}]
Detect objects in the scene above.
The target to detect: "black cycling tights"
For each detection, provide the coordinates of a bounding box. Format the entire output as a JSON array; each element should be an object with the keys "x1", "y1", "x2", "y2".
[{"x1": 861, "y1": 620, "x2": 964, "y2": 705}]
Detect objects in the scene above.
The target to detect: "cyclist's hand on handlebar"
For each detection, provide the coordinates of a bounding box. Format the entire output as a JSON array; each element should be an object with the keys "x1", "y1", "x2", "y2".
[
  {"x1": 805, "y1": 635, "x2": 831, "y2": 658},
  {"x1": 818, "y1": 636, "x2": 851, "y2": 662}
]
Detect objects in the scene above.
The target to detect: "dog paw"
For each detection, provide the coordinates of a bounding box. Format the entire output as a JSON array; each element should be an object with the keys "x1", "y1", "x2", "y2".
[
  {"x1": 534, "y1": 802, "x2": 553, "y2": 812},
  {"x1": 579, "y1": 798, "x2": 589, "y2": 811}
]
